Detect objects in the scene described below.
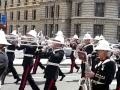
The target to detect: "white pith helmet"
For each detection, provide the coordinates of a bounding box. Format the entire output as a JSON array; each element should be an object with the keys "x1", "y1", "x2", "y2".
[
  {"x1": 99, "y1": 35, "x2": 105, "y2": 40},
  {"x1": 11, "y1": 30, "x2": 18, "y2": 36},
  {"x1": 73, "y1": 34, "x2": 79, "y2": 39},
  {"x1": 83, "y1": 32, "x2": 92, "y2": 40},
  {"x1": 94, "y1": 36, "x2": 100, "y2": 40},
  {"x1": 54, "y1": 35, "x2": 64, "y2": 44},
  {"x1": 95, "y1": 39, "x2": 111, "y2": 51},
  {"x1": 0, "y1": 30, "x2": 10, "y2": 45},
  {"x1": 27, "y1": 30, "x2": 37, "y2": 38},
  {"x1": 56, "y1": 30, "x2": 64, "y2": 36}
]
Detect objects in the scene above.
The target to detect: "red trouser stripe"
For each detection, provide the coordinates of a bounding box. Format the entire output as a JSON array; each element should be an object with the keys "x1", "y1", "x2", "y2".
[
  {"x1": 33, "y1": 57, "x2": 39, "y2": 73},
  {"x1": 48, "y1": 80, "x2": 55, "y2": 90},
  {"x1": 19, "y1": 65, "x2": 32, "y2": 90}
]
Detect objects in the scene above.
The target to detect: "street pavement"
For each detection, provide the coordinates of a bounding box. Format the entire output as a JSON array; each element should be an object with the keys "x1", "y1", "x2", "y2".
[{"x1": 0, "y1": 50, "x2": 117, "y2": 90}]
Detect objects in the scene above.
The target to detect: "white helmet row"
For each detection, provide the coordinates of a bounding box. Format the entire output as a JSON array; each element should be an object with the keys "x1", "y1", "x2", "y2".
[
  {"x1": 95, "y1": 39, "x2": 111, "y2": 51},
  {"x1": 94, "y1": 36, "x2": 100, "y2": 40},
  {"x1": 83, "y1": 32, "x2": 93, "y2": 40},
  {"x1": 73, "y1": 34, "x2": 79, "y2": 39},
  {"x1": 56, "y1": 30, "x2": 64, "y2": 37},
  {"x1": 94, "y1": 35, "x2": 105, "y2": 41},
  {"x1": 0, "y1": 29, "x2": 10, "y2": 45},
  {"x1": 52, "y1": 30, "x2": 64, "y2": 44},
  {"x1": 54, "y1": 35, "x2": 64, "y2": 44}
]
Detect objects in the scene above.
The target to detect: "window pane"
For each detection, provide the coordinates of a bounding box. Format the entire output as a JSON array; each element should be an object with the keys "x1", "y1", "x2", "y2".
[
  {"x1": 31, "y1": 25, "x2": 35, "y2": 30},
  {"x1": 56, "y1": 5, "x2": 59, "y2": 18},
  {"x1": 118, "y1": 3, "x2": 120, "y2": 18},
  {"x1": 17, "y1": 11, "x2": 20, "y2": 20},
  {"x1": 95, "y1": 3, "x2": 105, "y2": 17},
  {"x1": 9, "y1": 25, "x2": 13, "y2": 33},
  {"x1": 74, "y1": 24, "x2": 81, "y2": 36},
  {"x1": 45, "y1": 6, "x2": 48, "y2": 18},
  {"x1": 55, "y1": 24, "x2": 58, "y2": 33},
  {"x1": 44, "y1": 24, "x2": 47, "y2": 36},
  {"x1": 10, "y1": 12, "x2": 14, "y2": 20},
  {"x1": 94, "y1": 24, "x2": 104, "y2": 37},
  {"x1": 117, "y1": 26, "x2": 120, "y2": 42},
  {"x1": 49, "y1": 24, "x2": 53, "y2": 37},
  {"x1": 32, "y1": 10, "x2": 36, "y2": 20},
  {"x1": 75, "y1": 3, "x2": 82, "y2": 16},
  {"x1": 50, "y1": 6, "x2": 54, "y2": 18},
  {"x1": 23, "y1": 25, "x2": 27, "y2": 35},
  {"x1": 24, "y1": 10, "x2": 28, "y2": 20}
]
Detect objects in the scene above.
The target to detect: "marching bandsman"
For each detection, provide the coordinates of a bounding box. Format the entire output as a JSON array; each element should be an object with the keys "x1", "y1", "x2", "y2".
[
  {"x1": 1, "y1": 30, "x2": 21, "y2": 85},
  {"x1": 82, "y1": 33, "x2": 93, "y2": 55},
  {"x1": 18, "y1": 30, "x2": 40, "y2": 90},
  {"x1": 80, "y1": 33, "x2": 93, "y2": 77},
  {"x1": 44, "y1": 31, "x2": 65, "y2": 90},
  {"x1": 69, "y1": 34, "x2": 80, "y2": 73},
  {"x1": 85, "y1": 39, "x2": 116, "y2": 90},
  {"x1": 0, "y1": 30, "x2": 10, "y2": 87}
]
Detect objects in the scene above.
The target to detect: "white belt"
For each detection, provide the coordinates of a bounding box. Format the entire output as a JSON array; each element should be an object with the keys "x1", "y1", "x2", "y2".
[
  {"x1": 92, "y1": 80, "x2": 104, "y2": 84},
  {"x1": 24, "y1": 54, "x2": 33, "y2": 57},
  {"x1": 47, "y1": 62, "x2": 59, "y2": 67},
  {"x1": 6, "y1": 50, "x2": 15, "y2": 53}
]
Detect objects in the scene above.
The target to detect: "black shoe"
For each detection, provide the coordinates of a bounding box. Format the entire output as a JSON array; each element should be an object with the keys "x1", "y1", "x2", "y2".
[
  {"x1": 14, "y1": 78, "x2": 21, "y2": 84},
  {"x1": 76, "y1": 68, "x2": 79, "y2": 72},
  {"x1": 1, "y1": 82, "x2": 4, "y2": 85},
  {"x1": 59, "y1": 75, "x2": 65, "y2": 81}
]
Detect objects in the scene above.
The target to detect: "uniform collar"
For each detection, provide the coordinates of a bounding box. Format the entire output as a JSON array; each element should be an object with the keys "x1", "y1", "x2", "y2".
[
  {"x1": 96, "y1": 59, "x2": 111, "y2": 67},
  {"x1": 102, "y1": 59, "x2": 113, "y2": 65},
  {"x1": 84, "y1": 43, "x2": 93, "y2": 48}
]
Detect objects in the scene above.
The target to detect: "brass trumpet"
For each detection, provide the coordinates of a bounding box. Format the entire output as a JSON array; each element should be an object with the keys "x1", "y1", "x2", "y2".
[{"x1": 6, "y1": 35, "x2": 18, "y2": 41}]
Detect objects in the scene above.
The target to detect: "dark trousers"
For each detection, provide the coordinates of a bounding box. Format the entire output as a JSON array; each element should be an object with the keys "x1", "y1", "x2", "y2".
[
  {"x1": 0, "y1": 64, "x2": 6, "y2": 85},
  {"x1": 59, "y1": 68, "x2": 64, "y2": 76},
  {"x1": 44, "y1": 79, "x2": 57, "y2": 90},
  {"x1": 32, "y1": 57, "x2": 45, "y2": 74},
  {"x1": 70, "y1": 51, "x2": 79, "y2": 73},
  {"x1": 19, "y1": 64, "x2": 40, "y2": 90},
  {"x1": 8, "y1": 61, "x2": 20, "y2": 79},
  {"x1": 0, "y1": 66, "x2": 6, "y2": 79},
  {"x1": 81, "y1": 62, "x2": 85, "y2": 78},
  {"x1": 1, "y1": 61, "x2": 20, "y2": 84},
  {"x1": 92, "y1": 83, "x2": 109, "y2": 90}
]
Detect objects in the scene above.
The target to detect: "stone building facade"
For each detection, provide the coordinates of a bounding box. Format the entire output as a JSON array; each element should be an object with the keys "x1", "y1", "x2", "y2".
[{"x1": 0, "y1": 0, "x2": 120, "y2": 42}]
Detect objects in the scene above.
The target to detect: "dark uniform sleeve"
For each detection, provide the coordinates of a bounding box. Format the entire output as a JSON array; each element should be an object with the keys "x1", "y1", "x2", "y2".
[
  {"x1": 84, "y1": 44, "x2": 93, "y2": 55},
  {"x1": 104, "y1": 61, "x2": 116, "y2": 85},
  {"x1": 49, "y1": 50, "x2": 64, "y2": 63}
]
